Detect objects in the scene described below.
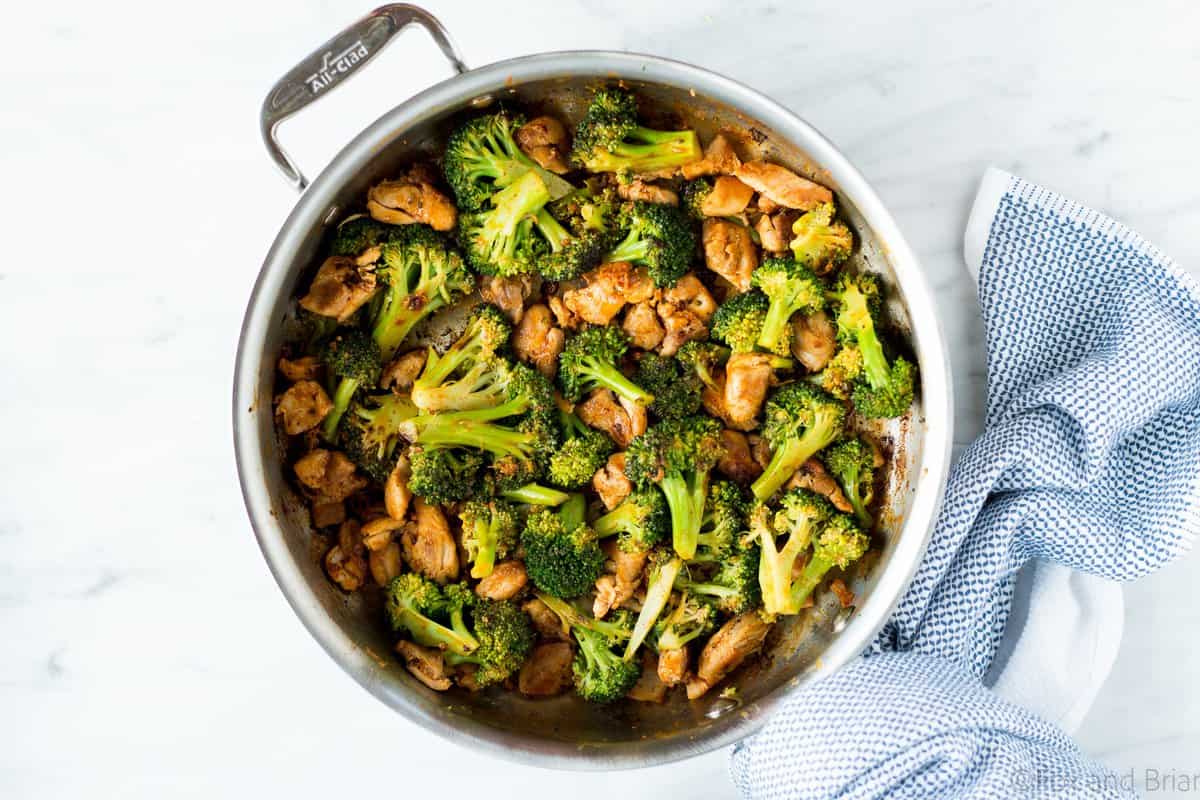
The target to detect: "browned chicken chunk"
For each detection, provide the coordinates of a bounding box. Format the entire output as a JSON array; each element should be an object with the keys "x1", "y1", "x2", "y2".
[
  {"x1": 479, "y1": 274, "x2": 538, "y2": 324},
  {"x1": 513, "y1": 303, "x2": 565, "y2": 379},
  {"x1": 294, "y1": 449, "x2": 368, "y2": 503},
  {"x1": 612, "y1": 543, "x2": 648, "y2": 609},
  {"x1": 275, "y1": 380, "x2": 333, "y2": 435},
  {"x1": 475, "y1": 560, "x2": 528, "y2": 601},
  {"x1": 278, "y1": 355, "x2": 321, "y2": 382},
  {"x1": 577, "y1": 388, "x2": 645, "y2": 448},
  {"x1": 663, "y1": 273, "x2": 718, "y2": 322},
  {"x1": 734, "y1": 161, "x2": 833, "y2": 210},
  {"x1": 681, "y1": 132, "x2": 742, "y2": 180},
  {"x1": 518, "y1": 642, "x2": 575, "y2": 697},
  {"x1": 368, "y1": 541, "x2": 403, "y2": 585},
  {"x1": 562, "y1": 262, "x2": 656, "y2": 326},
  {"x1": 723, "y1": 352, "x2": 775, "y2": 430},
  {"x1": 657, "y1": 307, "x2": 707, "y2": 357},
  {"x1": 702, "y1": 219, "x2": 758, "y2": 293},
  {"x1": 324, "y1": 520, "x2": 367, "y2": 592},
  {"x1": 787, "y1": 458, "x2": 853, "y2": 513},
  {"x1": 701, "y1": 368, "x2": 731, "y2": 424},
  {"x1": 699, "y1": 175, "x2": 755, "y2": 216},
  {"x1": 718, "y1": 429, "x2": 763, "y2": 484},
  {"x1": 395, "y1": 640, "x2": 453, "y2": 691},
  {"x1": 617, "y1": 178, "x2": 679, "y2": 206},
  {"x1": 792, "y1": 310, "x2": 837, "y2": 373},
  {"x1": 380, "y1": 349, "x2": 427, "y2": 393},
  {"x1": 367, "y1": 166, "x2": 457, "y2": 231},
  {"x1": 310, "y1": 498, "x2": 346, "y2": 528},
  {"x1": 361, "y1": 515, "x2": 406, "y2": 551},
  {"x1": 747, "y1": 433, "x2": 773, "y2": 471},
  {"x1": 384, "y1": 455, "x2": 413, "y2": 521},
  {"x1": 523, "y1": 598, "x2": 569, "y2": 641},
  {"x1": 592, "y1": 452, "x2": 633, "y2": 510},
  {"x1": 686, "y1": 612, "x2": 771, "y2": 699},
  {"x1": 657, "y1": 647, "x2": 689, "y2": 687},
  {"x1": 622, "y1": 301, "x2": 665, "y2": 351},
  {"x1": 593, "y1": 574, "x2": 619, "y2": 619},
  {"x1": 401, "y1": 498, "x2": 459, "y2": 583},
  {"x1": 627, "y1": 650, "x2": 668, "y2": 703},
  {"x1": 298, "y1": 256, "x2": 377, "y2": 322},
  {"x1": 755, "y1": 210, "x2": 800, "y2": 254},
  {"x1": 515, "y1": 116, "x2": 571, "y2": 174},
  {"x1": 546, "y1": 294, "x2": 581, "y2": 330}
]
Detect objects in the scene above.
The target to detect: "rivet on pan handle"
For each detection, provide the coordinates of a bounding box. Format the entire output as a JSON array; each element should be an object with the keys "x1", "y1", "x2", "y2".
[{"x1": 259, "y1": 4, "x2": 467, "y2": 191}]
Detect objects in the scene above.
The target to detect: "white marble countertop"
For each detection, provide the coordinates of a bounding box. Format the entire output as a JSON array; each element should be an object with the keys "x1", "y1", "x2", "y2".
[{"x1": 4, "y1": 0, "x2": 1198, "y2": 796}]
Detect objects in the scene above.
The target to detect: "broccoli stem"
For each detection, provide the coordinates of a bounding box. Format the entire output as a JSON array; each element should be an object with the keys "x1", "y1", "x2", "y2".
[
  {"x1": 559, "y1": 493, "x2": 587, "y2": 530},
  {"x1": 534, "y1": 209, "x2": 570, "y2": 252},
  {"x1": 599, "y1": 129, "x2": 700, "y2": 172},
  {"x1": 855, "y1": 325, "x2": 891, "y2": 390},
  {"x1": 844, "y1": 480, "x2": 871, "y2": 527},
  {"x1": 757, "y1": 527, "x2": 810, "y2": 616},
  {"x1": 502, "y1": 483, "x2": 570, "y2": 506},
  {"x1": 606, "y1": 230, "x2": 650, "y2": 264},
  {"x1": 401, "y1": 401, "x2": 537, "y2": 460},
  {"x1": 757, "y1": 298, "x2": 796, "y2": 353},
  {"x1": 468, "y1": 518, "x2": 498, "y2": 579},
  {"x1": 660, "y1": 471, "x2": 709, "y2": 559},
  {"x1": 788, "y1": 553, "x2": 836, "y2": 610},
  {"x1": 752, "y1": 428, "x2": 832, "y2": 503},
  {"x1": 624, "y1": 556, "x2": 681, "y2": 660},
  {"x1": 393, "y1": 605, "x2": 479, "y2": 656},
  {"x1": 593, "y1": 502, "x2": 639, "y2": 538},
  {"x1": 579, "y1": 357, "x2": 654, "y2": 405},
  {"x1": 321, "y1": 376, "x2": 359, "y2": 440}
]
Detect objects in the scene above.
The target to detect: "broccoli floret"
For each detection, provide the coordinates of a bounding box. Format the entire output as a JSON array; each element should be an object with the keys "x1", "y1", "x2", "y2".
[
  {"x1": 573, "y1": 626, "x2": 641, "y2": 702},
  {"x1": 711, "y1": 290, "x2": 769, "y2": 354},
  {"x1": 593, "y1": 488, "x2": 668, "y2": 553},
  {"x1": 755, "y1": 492, "x2": 868, "y2": 615},
  {"x1": 674, "y1": 548, "x2": 761, "y2": 615},
  {"x1": 457, "y1": 170, "x2": 556, "y2": 278},
  {"x1": 812, "y1": 345, "x2": 863, "y2": 399},
  {"x1": 693, "y1": 480, "x2": 747, "y2": 563},
  {"x1": 636, "y1": 352, "x2": 702, "y2": 420},
  {"x1": 826, "y1": 272, "x2": 914, "y2": 418},
  {"x1": 547, "y1": 409, "x2": 614, "y2": 489},
  {"x1": 521, "y1": 494, "x2": 604, "y2": 598},
  {"x1": 442, "y1": 111, "x2": 573, "y2": 211},
  {"x1": 680, "y1": 178, "x2": 713, "y2": 219},
  {"x1": 330, "y1": 215, "x2": 399, "y2": 258},
  {"x1": 338, "y1": 393, "x2": 419, "y2": 482},
  {"x1": 750, "y1": 257, "x2": 826, "y2": 355},
  {"x1": 319, "y1": 328, "x2": 382, "y2": 440},
  {"x1": 385, "y1": 573, "x2": 479, "y2": 655},
  {"x1": 407, "y1": 446, "x2": 484, "y2": 504},
  {"x1": 558, "y1": 326, "x2": 654, "y2": 405},
  {"x1": 604, "y1": 201, "x2": 696, "y2": 287},
  {"x1": 750, "y1": 382, "x2": 846, "y2": 503},
  {"x1": 676, "y1": 340, "x2": 730, "y2": 394},
  {"x1": 458, "y1": 499, "x2": 520, "y2": 579},
  {"x1": 547, "y1": 179, "x2": 621, "y2": 235},
  {"x1": 532, "y1": 208, "x2": 613, "y2": 281},
  {"x1": 410, "y1": 304, "x2": 512, "y2": 413},
  {"x1": 444, "y1": 596, "x2": 535, "y2": 686},
  {"x1": 823, "y1": 436, "x2": 876, "y2": 527},
  {"x1": 654, "y1": 592, "x2": 719, "y2": 651},
  {"x1": 625, "y1": 549, "x2": 683, "y2": 659},
  {"x1": 789, "y1": 203, "x2": 853, "y2": 269},
  {"x1": 570, "y1": 87, "x2": 700, "y2": 176},
  {"x1": 624, "y1": 416, "x2": 725, "y2": 559},
  {"x1": 372, "y1": 225, "x2": 473, "y2": 360}
]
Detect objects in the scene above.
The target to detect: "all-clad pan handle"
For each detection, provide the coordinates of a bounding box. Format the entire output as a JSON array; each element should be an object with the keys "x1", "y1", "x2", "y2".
[{"x1": 260, "y1": 4, "x2": 467, "y2": 191}]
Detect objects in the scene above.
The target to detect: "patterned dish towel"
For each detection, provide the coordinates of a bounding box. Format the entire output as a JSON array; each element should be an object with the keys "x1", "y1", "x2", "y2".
[{"x1": 731, "y1": 169, "x2": 1200, "y2": 799}]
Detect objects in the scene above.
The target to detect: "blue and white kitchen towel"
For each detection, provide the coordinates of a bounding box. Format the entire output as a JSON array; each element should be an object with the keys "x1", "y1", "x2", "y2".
[{"x1": 732, "y1": 168, "x2": 1200, "y2": 799}]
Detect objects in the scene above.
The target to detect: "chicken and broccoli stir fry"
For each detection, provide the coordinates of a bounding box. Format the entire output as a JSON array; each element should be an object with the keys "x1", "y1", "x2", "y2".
[{"x1": 274, "y1": 87, "x2": 914, "y2": 704}]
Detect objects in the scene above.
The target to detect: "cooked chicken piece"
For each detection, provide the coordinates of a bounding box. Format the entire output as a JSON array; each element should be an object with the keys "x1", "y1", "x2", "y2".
[
  {"x1": 384, "y1": 456, "x2": 413, "y2": 521},
  {"x1": 562, "y1": 262, "x2": 656, "y2": 326},
  {"x1": 830, "y1": 578, "x2": 856, "y2": 608},
  {"x1": 367, "y1": 168, "x2": 457, "y2": 231},
  {"x1": 453, "y1": 663, "x2": 482, "y2": 692},
  {"x1": 324, "y1": 520, "x2": 367, "y2": 592},
  {"x1": 657, "y1": 647, "x2": 689, "y2": 687},
  {"x1": 787, "y1": 458, "x2": 852, "y2": 513},
  {"x1": 656, "y1": 308, "x2": 707, "y2": 357},
  {"x1": 757, "y1": 193, "x2": 781, "y2": 214},
  {"x1": 734, "y1": 161, "x2": 833, "y2": 210},
  {"x1": 355, "y1": 245, "x2": 382, "y2": 267},
  {"x1": 380, "y1": 349, "x2": 427, "y2": 393},
  {"x1": 401, "y1": 498, "x2": 459, "y2": 583},
  {"x1": 724, "y1": 352, "x2": 774, "y2": 430},
  {"x1": 790, "y1": 311, "x2": 835, "y2": 374},
  {"x1": 546, "y1": 295, "x2": 582, "y2": 330},
  {"x1": 617, "y1": 394, "x2": 648, "y2": 443},
  {"x1": 663, "y1": 273, "x2": 718, "y2": 322},
  {"x1": 622, "y1": 301, "x2": 666, "y2": 351},
  {"x1": 395, "y1": 640, "x2": 452, "y2": 691},
  {"x1": 593, "y1": 574, "x2": 619, "y2": 619},
  {"x1": 515, "y1": 116, "x2": 571, "y2": 174},
  {"x1": 702, "y1": 219, "x2": 758, "y2": 293},
  {"x1": 611, "y1": 543, "x2": 649, "y2": 610},
  {"x1": 479, "y1": 274, "x2": 538, "y2": 324},
  {"x1": 700, "y1": 176, "x2": 755, "y2": 216},
  {"x1": 294, "y1": 449, "x2": 368, "y2": 503},
  {"x1": 369, "y1": 541, "x2": 403, "y2": 585},
  {"x1": 592, "y1": 452, "x2": 633, "y2": 510},
  {"x1": 617, "y1": 178, "x2": 679, "y2": 206},
  {"x1": 475, "y1": 561, "x2": 528, "y2": 601},
  {"x1": 680, "y1": 133, "x2": 742, "y2": 180},
  {"x1": 513, "y1": 304, "x2": 565, "y2": 379},
  {"x1": 717, "y1": 429, "x2": 762, "y2": 484},
  {"x1": 577, "y1": 388, "x2": 644, "y2": 448},
  {"x1": 627, "y1": 650, "x2": 668, "y2": 703},
  {"x1": 747, "y1": 433, "x2": 772, "y2": 471},
  {"x1": 686, "y1": 612, "x2": 771, "y2": 699},
  {"x1": 361, "y1": 515, "x2": 405, "y2": 551},
  {"x1": 275, "y1": 380, "x2": 333, "y2": 435},
  {"x1": 518, "y1": 642, "x2": 575, "y2": 697},
  {"x1": 298, "y1": 256, "x2": 377, "y2": 322},
  {"x1": 278, "y1": 355, "x2": 321, "y2": 383},
  {"x1": 755, "y1": 210, "x2": 800, "y2": 254},
  {"x1": 523, "y1": 598, "x2": 569, "y2": 641},
  {"x1": 310, "y1": 498, "x2": 345, "y2": 528}
]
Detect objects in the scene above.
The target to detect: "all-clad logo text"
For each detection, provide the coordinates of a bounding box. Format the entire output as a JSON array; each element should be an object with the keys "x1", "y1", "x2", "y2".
[{"x1": 305, "y1": 40, "x2": 369, "y2": 94}]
